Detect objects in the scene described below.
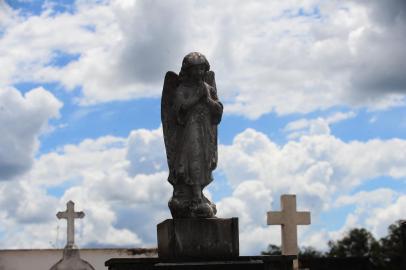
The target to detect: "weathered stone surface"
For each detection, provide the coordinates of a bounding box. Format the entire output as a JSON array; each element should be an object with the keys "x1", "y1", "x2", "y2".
[
  {"x1": 50, "y1": 248, "x2": 95, "y2": 270},
  {"x1": 161, "y1": 52, "x2": 223, "y2": 218},
  {"x1": 105, "y1": 256, "x2": 296, "y2": 270},
  {"x1": 267, "y1": 194, "x2": 311, "y2": 256},
  {"x1": 56, "y1": 200, "x2": 85, "y2": 249},
  {"x1": 50, "y1": 201, "x2": 95, "y2": 270},
  {"x1": 157, "y1": 218, "x2": 239, "y2": 259}
]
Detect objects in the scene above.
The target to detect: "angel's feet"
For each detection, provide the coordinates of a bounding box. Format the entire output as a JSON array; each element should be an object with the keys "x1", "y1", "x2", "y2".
[
  {"x1": 194, "y1": 202, "x2": 216, "y2": 218},
  {"x1": 189, "y1": 198, "x2": 216, "y2": 218}
]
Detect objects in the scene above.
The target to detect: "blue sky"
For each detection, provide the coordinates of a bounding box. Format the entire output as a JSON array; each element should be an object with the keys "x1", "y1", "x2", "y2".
[{"x1": 0, "y1": 0, "x2": 406, "y2": 254}]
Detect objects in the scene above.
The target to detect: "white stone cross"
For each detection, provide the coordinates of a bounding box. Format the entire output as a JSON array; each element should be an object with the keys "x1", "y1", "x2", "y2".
[
  {"x1": 267, "y1": 194, "x2": 311, "y2": 255},
  {"x1": 57, "y1": 201, "x2": 85, "y2": 248}
]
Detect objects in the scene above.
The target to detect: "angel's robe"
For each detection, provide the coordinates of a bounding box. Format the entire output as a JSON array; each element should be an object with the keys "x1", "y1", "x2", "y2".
[{"x1": 171, "y1": 82, "x2": 223, "y2": 188}]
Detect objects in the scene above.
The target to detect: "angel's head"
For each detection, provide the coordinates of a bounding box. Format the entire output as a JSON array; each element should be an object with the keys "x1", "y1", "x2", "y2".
[{"x1": 179, "y1": 52, "x2": 210, "y2": 83}]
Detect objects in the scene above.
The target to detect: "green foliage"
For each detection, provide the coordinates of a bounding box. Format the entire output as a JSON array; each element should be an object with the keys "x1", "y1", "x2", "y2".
[
  {"x1": 327, "y1": 228, "x2": 381, "y2": 258},
  {"x1": 261, "y1": 220, "x2": 405, "y2": 270},
  {"x1": 325, "y1": 221, "x2": 405, "y2": 269},
  {"x1": 299, "y1": 246, "x2": 324, "y2": 259},
  {"x1": 375, "y1": 220, "x2": 405, "y2": 270},
  {"x1": 380, "y1": 220, "x2": 404, "y2": 258},
  {"x1": 261, "y1": 244, "x2": 323, "y2": 257},
  {"x1": 261, "y1": 244, "x2": 281, "y2": 255}
]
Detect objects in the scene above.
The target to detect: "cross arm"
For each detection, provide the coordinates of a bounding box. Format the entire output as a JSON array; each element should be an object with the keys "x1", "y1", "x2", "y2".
[
  {"x1": 295, "y1": 211, "x2": 311, "y2": 225},
  {"x1": 75, "y1": 212, "x2": 85, "y2": 219},
  {"x1": 56, "y1": 212, "x2": 67, "y2": 219},
  {"x1": 267, "y1": 211, "x2": 284, "y2": 225}
]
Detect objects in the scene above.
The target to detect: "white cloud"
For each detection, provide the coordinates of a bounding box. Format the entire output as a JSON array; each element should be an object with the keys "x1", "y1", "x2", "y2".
[
  {"x1": 0, "y1": 0, "x2": 404, "y2": 256},
  {"x1": 0, "y1": 126, "x2": 171, "y2": 248},
  {"x1": 366, "y1": 195, "x2": 406, "y2": 237},
  {"x1": 327, "y1": 189, "x2": 398, "y2": 238},
  {"x1": 305, "y1": 188, "x2": 405, "y2": 250},
  {"x1": 0, "y1": 0, "x2": 191, "y2": 103},
  {"x1": 335, "y1": 189, "x2": 397, "y2": 208},
  {"x1": 0, "y1": 87, "x2": 62, "y2": 180},
  {"x1": 284, "y1": 111, "x2": 356, "y2": 139},
  {"x1": 217, "y1": 128, "x2": 406, "y2": 253},
  {"x1": 221, "y1": 129, "x2": 406, "y2": 196},
  {"x1": 1, "y1": 123, "x2": 405, "y2": 252},
  {"x1": 0, "y1": 1, "x2": 16, "y2": 30},
  {"x1": 348, "y1": 0, "x2": 406, "y2": 98},
  {"x1": 216, "y1": 180, "x2": 278, "y2": 254},
  {"x1": 126, "y1": 127, "x2": 166, "y2": 175},
  {"x1": 1, "y1": 1, "x2": 405, "y2": 117}
]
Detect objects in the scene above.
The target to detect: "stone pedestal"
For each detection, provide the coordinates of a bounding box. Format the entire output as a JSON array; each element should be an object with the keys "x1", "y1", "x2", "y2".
[
  {"x1": 157, "y1": 218, "x2": 239, "y2": 259},
  {"x1": 49, "y1": 247, "x2": 95, "y2": 270}
]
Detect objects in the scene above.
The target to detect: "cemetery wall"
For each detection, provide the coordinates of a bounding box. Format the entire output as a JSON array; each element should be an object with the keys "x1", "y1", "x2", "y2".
[{"x1": 0, "y1": 248, "x2": 157, "y2": 270}]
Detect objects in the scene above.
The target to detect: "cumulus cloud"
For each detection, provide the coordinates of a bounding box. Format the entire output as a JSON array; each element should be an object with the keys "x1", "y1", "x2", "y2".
[
  {"x1": 217, "y1": 128, "x2": 406, "y2": 253},
  {"x1": 1, "y1": 1, "x2": 405, "y2": 117},
  {"x1": 221, "y1": 129, "x2": 406, "y2": 196},
  {"x1": 126, "y1": 127, "x2": 166, "y2": 175},
  {"x1": 305, "y1": 188, "x2": 405, "y2": 250},
  {"x1": 0, "y1": 1, "x2": 16, "y2": 30},
  {"x1": 216, "y1": 180, "x2": 278, "y2": 254},
  {"x1": 335, "y1": 189, "x2": 397, "y2": 208},
  {"x1": 331, "y1": 188, "x2": 399, "y2": 237},
  {"x1": 346, "y1": 0, "x2": 406, "y2": 100},
  {"x1": 1, "y1": 0, "x2": 405, "y2": 256},
  {"x1": 0, "y1": 87, "x2": 62, "y2": 180},
  {"x1": 0, "y1": 127, "x2": 171, "y2": 248},
  {"x1": 366, "y1": 195, "x2": 406, "y2": 236},
  {"x1": 0, "y1": 0, "x2": 191, "y2": 104},
  {"x1": 283, "y1": 111, "x2": 356, "y2": 139},
  {"x1": 1, "y1": 123, "x2": 405, "y2": 253},
  {"x1": 116, "y1": 0, "x2": 191, "y2": 84}
]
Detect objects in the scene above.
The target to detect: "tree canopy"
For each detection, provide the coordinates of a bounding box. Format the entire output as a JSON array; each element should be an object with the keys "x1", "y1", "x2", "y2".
[
  {"x1": 327, "y1": 228, "x2": 381, "y2": 258},
  {"x1": 262, "y1": 220, "x2": 405, "y2": 270}
]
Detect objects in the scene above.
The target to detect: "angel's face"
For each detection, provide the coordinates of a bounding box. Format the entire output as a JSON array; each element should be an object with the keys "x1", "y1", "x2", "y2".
[{"x1": 188, "y1": 64, "x2": 205, "y2": 82}]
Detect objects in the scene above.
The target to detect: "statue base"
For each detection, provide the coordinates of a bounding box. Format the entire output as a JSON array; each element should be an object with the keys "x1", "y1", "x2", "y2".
[
  {"x1": 50, "y1": 246, "x2": 95, "y2": 270},
  {"x1": 105, "y1": 256, "x2": 296, "y2": 270},
  {"x1": 157, "y1": 218, "x2": 239, "y2": 259}
]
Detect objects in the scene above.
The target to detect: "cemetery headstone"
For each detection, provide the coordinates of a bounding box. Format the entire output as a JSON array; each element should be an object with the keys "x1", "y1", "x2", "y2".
[
  {"x1": 267, "y1": 194, "x2": 311, "y2": 255},
  {"x1": 49, "y1": 201, "x2": 95, "y2": 270}
]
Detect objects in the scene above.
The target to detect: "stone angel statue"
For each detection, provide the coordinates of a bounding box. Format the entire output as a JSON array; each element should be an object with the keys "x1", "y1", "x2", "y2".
[{"x1": 161, "y1": 52, "x2": 223, "y2": 218}]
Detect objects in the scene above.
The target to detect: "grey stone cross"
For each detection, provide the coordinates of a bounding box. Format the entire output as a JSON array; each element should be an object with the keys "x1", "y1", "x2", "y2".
[
  {"x1": 57, "y1": 201, "x2": 85, "y2": 248},
  {"x1": 267, "y1": 194, "x2": 311, "y2": 255}
]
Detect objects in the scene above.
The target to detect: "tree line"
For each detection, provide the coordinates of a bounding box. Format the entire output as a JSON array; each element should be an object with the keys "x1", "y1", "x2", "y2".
[{"x1": 262, "y1": 220, "x2": 405, "y2": 270}]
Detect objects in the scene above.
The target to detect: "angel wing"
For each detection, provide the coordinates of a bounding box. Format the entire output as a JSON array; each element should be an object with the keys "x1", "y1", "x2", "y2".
[
  {"x1": 204, "y1": 70, "x2": 222, "y2": 171},
  {"x1": 161, "y1": 71, "x2": 180, "y2": 178}
]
